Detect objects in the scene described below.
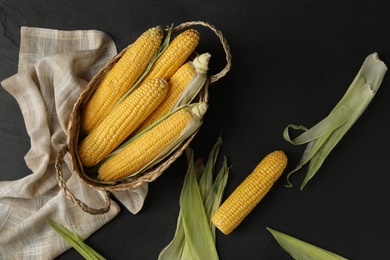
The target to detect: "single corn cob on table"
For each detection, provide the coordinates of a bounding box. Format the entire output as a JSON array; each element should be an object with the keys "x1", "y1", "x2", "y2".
[
  {"x1": 97, "y1": 102, "x2": 208, "y2": 181},
  {"x1": 134, "y1": 52, "x2": 211, "y2": 135},
  {"x1": 141, "y1": 28, "x2": 200, "y2": 82},
  {"x1": 212, "y1": 150, "x2": 288, "y2": 235},
  {"x1": 78, "y1": 78, "x2": 169, "y2": 167},
  {"x1": 80, "y1": 26, "x2": 164, "y2": 133}
]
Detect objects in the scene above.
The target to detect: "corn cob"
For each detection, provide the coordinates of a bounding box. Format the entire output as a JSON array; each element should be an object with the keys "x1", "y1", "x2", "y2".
[
  {"x1": 141, "y1": 29, "x2": 200, "y2": 82},
  {"x1": 133, "y1": 53, "x2": 211, "y2": 135},
  {"x1": 212, "y1": 151, "x2": 288, "y2": 235},
  {"x1": 139, "y1": 62, "x2": 195, "y2": 130},
  {"x1": 80, "y1": 26, "x2": 164, "y2": 133},
  {"x1": 78, "y1": 78, "x2": 169, "y2": 167},
  {"x1": 97, "y1": 102, "x2": 208, "y2": 181}
]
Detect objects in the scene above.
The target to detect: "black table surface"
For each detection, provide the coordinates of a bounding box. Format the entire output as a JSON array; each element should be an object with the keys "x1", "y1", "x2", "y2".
[{"x1": 1, "y1": 0, "x2": 390, "y2": 259}]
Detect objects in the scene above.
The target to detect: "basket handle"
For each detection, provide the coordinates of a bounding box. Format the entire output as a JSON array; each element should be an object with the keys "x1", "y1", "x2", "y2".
[
  {"x1": 173, "y1": 21, "x2": 232, "y2": 84},
  {"x1": 55, "y1": 145, "x2": 111, "y2": 214}
]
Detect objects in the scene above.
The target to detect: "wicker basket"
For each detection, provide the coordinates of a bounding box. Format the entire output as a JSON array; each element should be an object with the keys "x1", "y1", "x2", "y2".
[{"x1": 55, "y1": 21, "x2": 232, "y2": 214}]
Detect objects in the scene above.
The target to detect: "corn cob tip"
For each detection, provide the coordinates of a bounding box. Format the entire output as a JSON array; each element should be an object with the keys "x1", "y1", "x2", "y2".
[
  {"x1": 193, "y1": 53, "x2": 211, "y2": 74},
  {"x1": 150, "y1": 25, "x2": 163, "y2": 33}
]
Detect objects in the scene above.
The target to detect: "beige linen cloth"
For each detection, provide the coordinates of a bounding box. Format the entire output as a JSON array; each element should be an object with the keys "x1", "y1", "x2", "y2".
[{"x1": 0, "y1": 27, "x2": 148, "y2": 259}]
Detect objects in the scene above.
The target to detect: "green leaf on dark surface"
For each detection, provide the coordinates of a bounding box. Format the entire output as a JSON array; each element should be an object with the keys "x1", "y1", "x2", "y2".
[
  {"x1": 159, "y1": 136, "x2": 229, "y2": 260},
  {"x1": 48, "y1": 220, "x2": 106, "y2": 260},
  {"x1": 284, "y1": 53, "x2": 387, "y2": 189},
  {"x1": 267, "y1": 227, "x2": 348, "y2": 260}
]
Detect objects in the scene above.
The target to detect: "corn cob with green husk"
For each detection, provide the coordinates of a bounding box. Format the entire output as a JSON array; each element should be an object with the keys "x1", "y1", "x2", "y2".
[
  {"x1": 141, "y1": 28, "x2": 200, "y2": 82},
  {"x1": 78, "y1": 78, "x2": 169, "y2": 167},
  {"x1": 133, "y1": 52, "x2": 210, "y2": 135},
  {"x1": 173, "y1": 52, "x2": 210, "y2": 106},
  {"x1": 80, "y1": 26, "x2": 164, "y2": 133},
  {"x1": 97, "y1": 102, "x2": 207, "y2": 182},
  {"x1": 212, "y1": 150, "x2": 288, "y2": 235}
]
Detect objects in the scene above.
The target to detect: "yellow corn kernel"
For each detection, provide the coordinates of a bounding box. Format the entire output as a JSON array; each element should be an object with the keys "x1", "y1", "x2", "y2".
[
  {"x1": 134, "y1": 62, "x2": 196, "y2": 134},
  {"x1": 212, "y1": 151, "x2": 288, "y2": 235},
  {"x1": 142, "y1": 29, "x2": 200, "y2": 82},
  {"x1": 80, "y1": 26, "x2": 164, "y2": 133},
  {"x1": 78, "y1": 78, "x2": 168, "y2": 167},
  {"x1": 97, "y1": 107, "x2": 195, "y2": 181}
]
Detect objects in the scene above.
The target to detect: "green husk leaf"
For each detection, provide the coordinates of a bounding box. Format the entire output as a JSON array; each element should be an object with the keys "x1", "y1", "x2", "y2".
[
  {"x1": 198, "y1": 135, "x2": 229, "y2": 240},
  {"x1": 267, "y1": 227, "x2": 348, "y2": 260},
  {"x1": 283, "y1": 53, "x2": 387, "y2": 189},
  {"x1": 180, "y1": 148, "x2": 218, "y2": 259},
  {"x1": 206, "y1": 157, "x2": 229, "y2": 241},
  {"x1": 48, "y1": 220, "x2": 106, "y2": 260},
  {"x1": 159, "y1": 136, "x2": 229, "y2": 260},
  {"x1": 199, "y1": 135, "x2": 223, "y2": 203},
  {"x1": 158, "y1": 212, "x2": 186, "y2": 259}
]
